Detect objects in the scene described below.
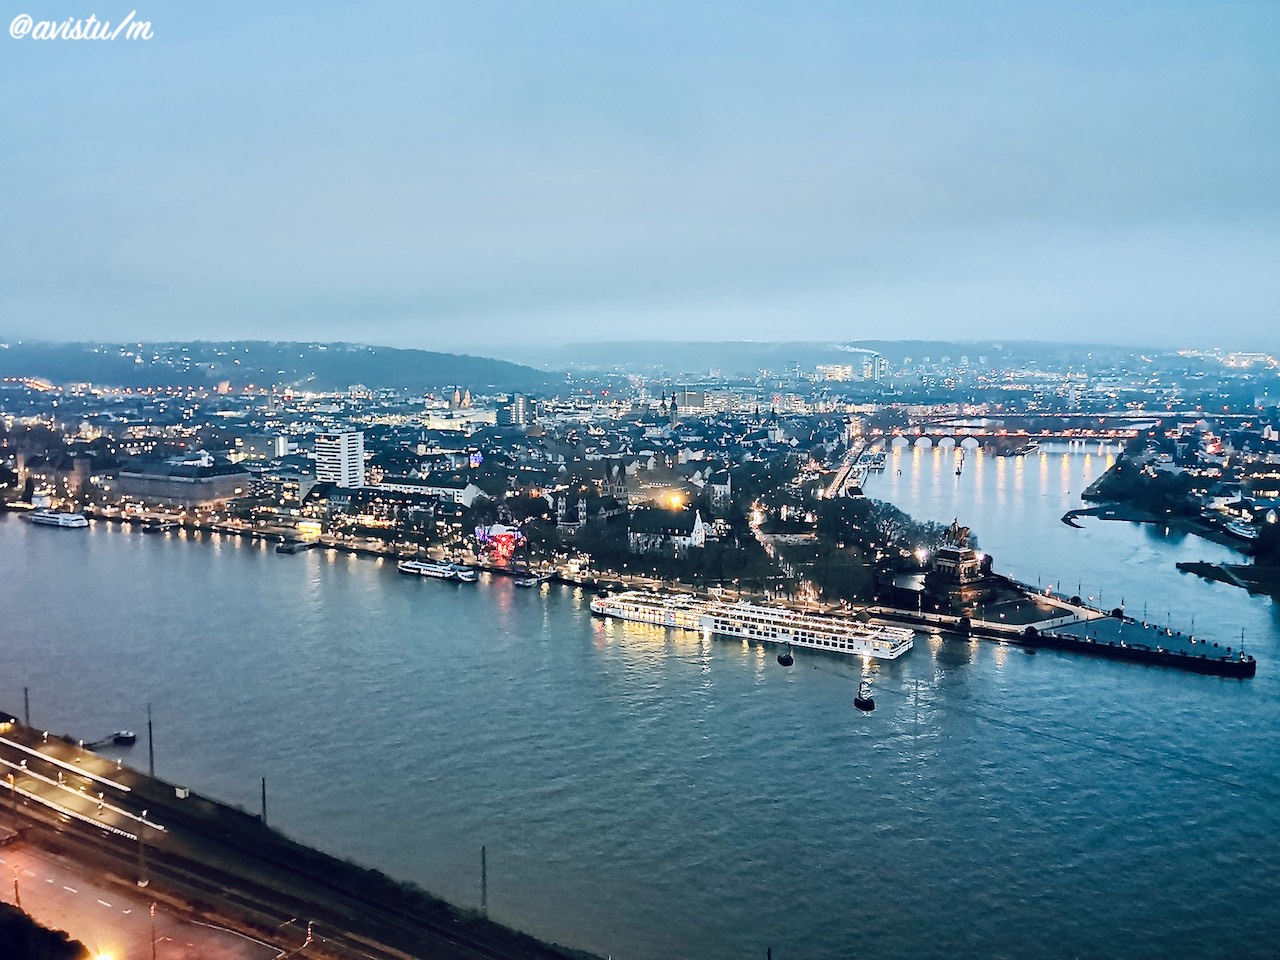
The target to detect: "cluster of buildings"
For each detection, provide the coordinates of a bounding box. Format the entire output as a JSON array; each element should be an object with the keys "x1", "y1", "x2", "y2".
[
  {"x1": 5, "y1": 341, "x2": 1280, "y2": 580},
  {"x1": 1115, "y1": 416, "x2": 1280, "y2": 539},
  {"x1": 1, "y1": 374, "x2": 839, "y2": 563}
]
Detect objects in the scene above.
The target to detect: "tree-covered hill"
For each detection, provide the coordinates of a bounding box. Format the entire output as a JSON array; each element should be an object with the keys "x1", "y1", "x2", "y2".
[{"x1": 0, "y1": 340, "x2": 556, "y2": 393}]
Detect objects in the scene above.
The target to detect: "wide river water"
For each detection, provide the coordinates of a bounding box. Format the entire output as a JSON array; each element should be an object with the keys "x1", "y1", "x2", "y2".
[{"x1": 2, "y1": 443, "x2": 1278, "y2": 960}]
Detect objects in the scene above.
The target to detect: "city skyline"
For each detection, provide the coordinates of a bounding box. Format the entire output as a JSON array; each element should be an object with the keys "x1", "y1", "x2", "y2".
[
  {"x1": 5, "y1": 264, "x2": 1280, "y2": 958},
  {"x1": 3, "y1": 1, "x2": 1278, "y2": 351}
]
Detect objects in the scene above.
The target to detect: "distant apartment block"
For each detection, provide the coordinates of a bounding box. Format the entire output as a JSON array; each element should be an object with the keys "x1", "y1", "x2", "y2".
[
  {"x1": 500, "y1": 393, "x2": 530, "y2": 427},
  {"x1": 818, "y1": 353, "x2": 887, "y2": 382},
  {"x1": 234, "y1": 433, "x2": 289, "y2": 461},
  {"x1": 816, "y1": 364, "x2": 854, "y2": 381},
  {"x1": 673, "y1": 389, "x2": 709, "y2": 413},
  {"x1": 315, "y1": 431, "x2": 365, "y2": 488}
]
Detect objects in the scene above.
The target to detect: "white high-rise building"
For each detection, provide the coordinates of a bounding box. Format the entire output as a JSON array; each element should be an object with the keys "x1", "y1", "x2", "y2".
[{"x1": 315, "y1": 431, "x2": 365, "y2": 488}]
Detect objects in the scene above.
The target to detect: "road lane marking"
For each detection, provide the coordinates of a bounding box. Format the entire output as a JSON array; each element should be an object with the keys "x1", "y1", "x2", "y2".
[
  {"x1": 63, "y1": 885, "x2": 78, "y2": 893},
  {"x1": 97, "y1": 898, "x2": 112, "y2": 907}
]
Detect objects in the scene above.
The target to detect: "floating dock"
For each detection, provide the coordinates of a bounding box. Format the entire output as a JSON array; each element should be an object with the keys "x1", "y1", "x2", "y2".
[{"x1": 1029, "y1": 617, "x2": 1255, "y2": 678}]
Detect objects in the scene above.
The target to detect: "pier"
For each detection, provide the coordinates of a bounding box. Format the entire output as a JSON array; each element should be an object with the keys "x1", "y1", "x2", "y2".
[
  {"x1": 1024, "y1": 617, "x2": 1256, "y2": 677},
  {"x1": 862, "y1": 589, "x2": 1256, "y2": 678}
]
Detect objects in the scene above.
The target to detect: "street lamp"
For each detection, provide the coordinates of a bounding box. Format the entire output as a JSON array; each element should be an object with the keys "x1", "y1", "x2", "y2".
[{"x1": 137, "y1": 813, "x2": 149, "y2": 887}]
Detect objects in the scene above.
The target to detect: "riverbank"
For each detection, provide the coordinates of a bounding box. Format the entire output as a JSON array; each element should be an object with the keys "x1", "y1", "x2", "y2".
[
  {"x1": 1058, "y1": 502, "x2": 1276, "y2": 601},
  {"x1": 1176, "y1": 561, "x2": 1280, "y2": 599},
  {"x1": 40, "y1": 504, "x2": 1249, "y2": 678},
  {"x1": 0, "y1": 719, "x2": 598, "y2": 960},
  {"x1": 1062, "y1": 504, "x2": 1255, "y2": 553},
  {"x1": 4, "y1": 464, "x2": 1277, "y2": 960}
]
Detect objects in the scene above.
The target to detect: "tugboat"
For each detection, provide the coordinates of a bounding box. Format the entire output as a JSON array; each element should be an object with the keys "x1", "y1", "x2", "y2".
[
  {"x1": 853, "y1": 679, "x2": 875, "y2": 713},
  {"x1": 111, "y1": 731, "x2": 137, "y2": 746},
  {"x1": 776, "y1": 645, "x2": 794, "y2": 667}
]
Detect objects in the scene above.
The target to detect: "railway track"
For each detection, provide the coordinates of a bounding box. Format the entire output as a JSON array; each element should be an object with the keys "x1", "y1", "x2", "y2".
[{"x1": 1, "y1": 729, "x2": 594, "y2": 960}]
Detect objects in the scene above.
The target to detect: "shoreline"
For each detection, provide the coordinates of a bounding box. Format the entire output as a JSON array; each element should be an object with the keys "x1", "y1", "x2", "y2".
[
  {"x1": 0, "y1": 718, "x2": 599, "y2": 960},
  {"x1": 10, "y1": 503, "x2": 1252, "y2": 677},
  {"x1": 1063, "y1": 501, "x2": 1273, "y2": 600},
  {"x1": 1176, "y1": 560, "x2": 1280, "y2": 599}
]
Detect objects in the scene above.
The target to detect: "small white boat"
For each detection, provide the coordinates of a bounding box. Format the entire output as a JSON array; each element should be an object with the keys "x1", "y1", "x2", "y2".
[
  {"x1": 1224, "y1": 519, "x2": 1259, "y2": 541},
  {"x1": 28, "y1": 509, "x2": 89, "y2": 529},
  {"x1": 398, "y1": 559, "x2": 477, "y2": 582}
]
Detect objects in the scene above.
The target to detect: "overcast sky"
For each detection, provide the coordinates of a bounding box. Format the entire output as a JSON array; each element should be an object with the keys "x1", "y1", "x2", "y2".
[{"x1": 2, "y1": 1, "x2": 1277, "y2": 353}]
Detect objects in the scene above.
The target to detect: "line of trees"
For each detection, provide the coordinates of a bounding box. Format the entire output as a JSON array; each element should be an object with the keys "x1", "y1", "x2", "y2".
[{"x1": 0, "y1": 904, "x2": 86, "y2": 960}]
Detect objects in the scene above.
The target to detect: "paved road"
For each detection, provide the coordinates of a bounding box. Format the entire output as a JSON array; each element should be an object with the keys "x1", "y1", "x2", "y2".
[
  {"x1": 0, "y1": 842, "x2": 280, "y2": 960},
  {"x1": 1, "y1": 725, "x2": 594, "y2": 960}
]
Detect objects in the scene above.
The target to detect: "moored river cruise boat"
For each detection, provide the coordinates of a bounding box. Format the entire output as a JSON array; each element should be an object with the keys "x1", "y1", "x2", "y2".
[
  {"x1": 27, "y1": 509, "x2": 89, "y2": 528},
  {"x1": 397, "y1": 559, "x2": 478, "y2": 582},
  {"x1": 590, "y1": 590, "x2": 914, "y2": 660}
]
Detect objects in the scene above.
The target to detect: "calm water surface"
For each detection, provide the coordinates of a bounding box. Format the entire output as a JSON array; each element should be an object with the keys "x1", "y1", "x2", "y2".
[{"x1": 2, "y1": 446, "x2": 1277, "y2": 960}]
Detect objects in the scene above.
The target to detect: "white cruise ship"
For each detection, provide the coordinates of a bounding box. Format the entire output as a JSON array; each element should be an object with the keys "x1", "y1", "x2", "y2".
[
  {"x1": 590, "y1": 591, "x2": 914, "y2": 660},
  {"x1": 397, "y1": 559, "x2": 478, "y2": 582},
  {"x1": 27, "y1": 509, "x2": 89, "y2": 529}
]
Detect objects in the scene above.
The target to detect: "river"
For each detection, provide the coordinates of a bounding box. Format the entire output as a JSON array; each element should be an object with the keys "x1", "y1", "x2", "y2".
[{"x1": 1, "y1": 443, "x2": 1277, "y2": 960}]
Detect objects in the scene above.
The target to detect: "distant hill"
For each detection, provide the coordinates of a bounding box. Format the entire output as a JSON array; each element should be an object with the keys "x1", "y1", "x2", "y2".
[
  {"x1": 0, "y1": 340, "x2": 557, "y2": 393},
  {"x1": 507, "y1": 340, "x2": 860, "y2": 375},
  {"x1": 506, "y1": 339, "x2": 1148, "y2": 376}
]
